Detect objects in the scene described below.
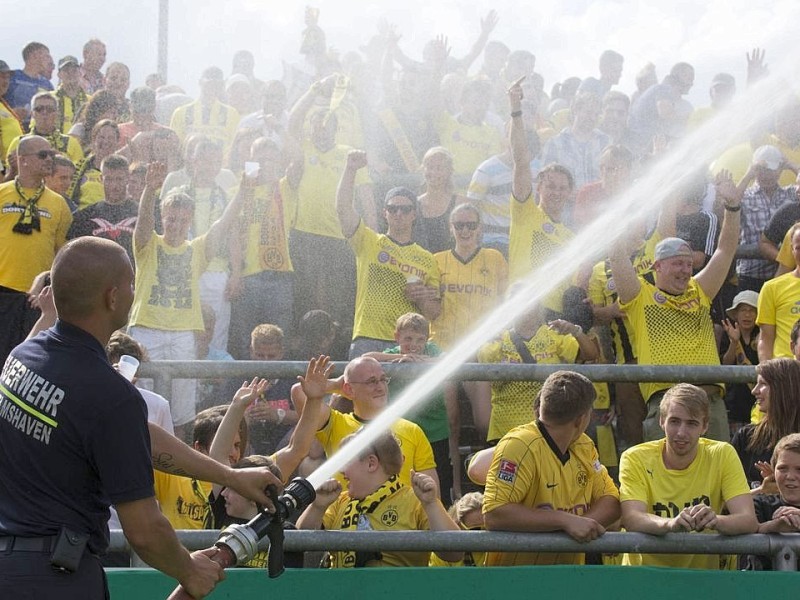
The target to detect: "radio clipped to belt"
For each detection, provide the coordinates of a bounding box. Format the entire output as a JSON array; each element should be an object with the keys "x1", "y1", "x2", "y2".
[{"x1": 50, "y1": 526, "x2": 90, "y2": 573}]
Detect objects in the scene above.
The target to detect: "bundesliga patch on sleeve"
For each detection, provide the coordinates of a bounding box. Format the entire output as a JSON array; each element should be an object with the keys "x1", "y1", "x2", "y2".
[{"x1": 498, "y1": 459, "x2": 518, "y2": 483}]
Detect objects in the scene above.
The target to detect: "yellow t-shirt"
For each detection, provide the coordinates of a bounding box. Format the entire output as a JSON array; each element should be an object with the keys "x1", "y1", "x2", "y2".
[
  {"x1": 0, "y1": 182, "x2": 72, "y2": 291},
  {"x1": 483, "y1": 421, "x2": 619, "y2": 566},
  {"x1": 129, "y1": 234, "x2": 209, "y2": 331},
  {"x1": 169, "y1": 100, "x2": 240, "y2": 154},
  {"x1": 435, "y1": 113, "x2": 503, "y2": 188},
  {"x1": 348, "y1": 221, "x2": 440, "y2": 342},
  {"x1": 431, "y1": 247, "x2": 508, "y2": 350},
  {"x1": 775, "y1": 226, "x2": 796, "y2": 270},
  {"x1": 173, "y1": 184, "x2": 228, "y2": 273},
  {"x1": 153, "y1": 471, "x2": 211, "y2": 530},
  {"x1": 54, "y1": 87, "x2": 89, "y2": 134},
  {"x1": 507, "y1": 194, "x2": 574, "y2": 312},
  {"x1": 70, "y1": 157, "x2": 104, "y2": 211},
  {"x1": 477, "y1": 327, "x2": 580, "y2": 442},
  {"x1": 755, "y1": 272, "x2": 800, "y2": 358},
  {"x1": 621, "y1": 277, "x2": 721, "y2": 402},
  {"x1": 710, "y1": 142, "x2": 753, "y2": 186},
  {"x1": 294, "y1": 141, "x2": 369, "y2": 238},
  {"x1": 0, "y1": 102, "x2": 24, "y2": 168},
  {"x1": 240, "y1": 179, "x2": 295, "y2": 276},
  {"x1": 619, "y1": 438, "x2": 750, "y2": 569},
  {"x1": 316, "y1": 409, "x2": 436, "y2": 488},
  {"x1": 322, "y1": 484, "x2": 430, "y2": 568},
  {"x1": 585, "y1": 234, "x2": 660, "y2": 365}
]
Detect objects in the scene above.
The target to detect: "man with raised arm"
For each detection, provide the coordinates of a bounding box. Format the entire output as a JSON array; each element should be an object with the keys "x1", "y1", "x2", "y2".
[
  {"x1": 619, "y1": 383, "x2": 757, "y2": 568},
  {"x1": 337, "y1": 149, "x2": 440, "y2": 358},
  {"x1": 609, "y1": 170, "x2": 743, "y2": 442}
]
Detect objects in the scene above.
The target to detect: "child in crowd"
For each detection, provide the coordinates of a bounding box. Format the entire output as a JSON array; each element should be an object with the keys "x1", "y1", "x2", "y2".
[
  {"x1": 296, "y1": 430, "x2": 463, "y2": 568},
  {"x1": 747, "y1": 433, "x2": 800, "y2": 570},
  {"x1": 246, "y1": 323, "x2": 299, "y2": 455},
  {"x1": 429, "y1": 491, "x2": 486, "y2": 567},
  {"x1": 365, "y1": 312, "x2": 457, "y2": 504}
]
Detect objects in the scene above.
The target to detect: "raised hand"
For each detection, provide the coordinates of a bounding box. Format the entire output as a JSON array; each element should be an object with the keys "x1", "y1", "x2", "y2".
[
  {"x1": 746, "y1": 48, "x2": 768, "y2": 85},
  {"x1": 298, "y1": 355, "x2": 334, "y2": 399}
]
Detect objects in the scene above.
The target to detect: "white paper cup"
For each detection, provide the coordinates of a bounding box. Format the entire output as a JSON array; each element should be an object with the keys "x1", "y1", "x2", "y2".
[{"x1": 118, "y1": 355, "x2": 140, "y2": 382}]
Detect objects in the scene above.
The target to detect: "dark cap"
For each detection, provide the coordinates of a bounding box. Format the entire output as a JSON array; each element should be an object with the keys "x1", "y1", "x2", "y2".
[
  {"x1": 0, "y1": 60, "x2": 10, "y2": 73},
  {"x1": 58, "y1": 55, "x2": 79, "y2": 70}
]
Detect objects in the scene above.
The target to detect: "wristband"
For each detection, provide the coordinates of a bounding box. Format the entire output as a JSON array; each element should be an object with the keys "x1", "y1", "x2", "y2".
[
  {"x1": 510, "y1": 110, "x2": 523, "y2": 118},
  {"x1": 724, "y1": 204, "x2": 741, "y2": 212},
  {"x1": 276, "y1": 408, "x2": 286, "y2": 424}
]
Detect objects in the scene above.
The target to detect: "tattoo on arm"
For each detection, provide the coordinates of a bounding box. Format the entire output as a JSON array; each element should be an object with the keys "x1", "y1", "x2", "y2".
[{"x1": 152, "y1": 452, "x2": 188, "y2": 476}]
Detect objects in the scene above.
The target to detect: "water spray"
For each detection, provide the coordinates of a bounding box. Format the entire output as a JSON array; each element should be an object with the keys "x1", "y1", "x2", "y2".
[{"x1": 166, "y1": 477, "x2": 316, "y2": 600}]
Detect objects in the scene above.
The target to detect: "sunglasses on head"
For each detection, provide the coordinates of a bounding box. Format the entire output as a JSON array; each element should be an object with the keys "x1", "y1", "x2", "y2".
[
  {"x1": 386, "y1": 204, "x2": 414, "y2": 214},
  {"x1": 452, "y1": 221, "x2": 479, "y2": 231}
]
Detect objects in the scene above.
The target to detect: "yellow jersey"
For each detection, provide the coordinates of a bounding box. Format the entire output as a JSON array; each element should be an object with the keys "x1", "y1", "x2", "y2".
[
  {"x1": 478, "y1": 327, "x2": 580, "y2": 442},
  {"x1": 316, "y1": 408, "x2": 436, "y2": 488},
  {"x1": 348, "y1": 221, "x2": 439, "y2": 342},
  {"x1": 621, "y1": 277, "x2": 721, "y2": 402},
  {"x1": 153, "y1": 471, "x2": 210, "y2": 530},
  {"x1": 435, "y1": 113, "x2": 503, "y2": 188},
  {"x1": 294, "y1": 140, "x2": 370, "y2": 238},
  {"x1": 431, "y1": 247, "x2": 507, "y2": 350},
  {"x1": 169, "y1": 99, "x2": 240, "y2": 154},
  {"x1": 508, "y1": 194, "x2": 574, "y2": 311},
  {"x1": 483, "y1": 420, "x2": 619, "y2": 566}
]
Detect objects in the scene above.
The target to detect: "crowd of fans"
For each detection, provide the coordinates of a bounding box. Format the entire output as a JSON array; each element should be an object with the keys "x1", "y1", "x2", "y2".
[{"x1": 3, "y1": 7, "x2": 800, "y2": 574}]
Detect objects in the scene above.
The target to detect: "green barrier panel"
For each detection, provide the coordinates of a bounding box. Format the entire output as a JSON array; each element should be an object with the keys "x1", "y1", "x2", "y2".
[{"x1": 108, "y1": 565, "x2": 798, "y2": 600}]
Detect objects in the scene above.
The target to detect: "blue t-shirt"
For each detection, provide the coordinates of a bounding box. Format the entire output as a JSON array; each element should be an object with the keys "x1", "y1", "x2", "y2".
[
  {"x1": 7, "y1": 70, "x2": 53, "y2": 126},
  {"x1": 0, "y1": 320, "x2": 154, "y2": 553}
]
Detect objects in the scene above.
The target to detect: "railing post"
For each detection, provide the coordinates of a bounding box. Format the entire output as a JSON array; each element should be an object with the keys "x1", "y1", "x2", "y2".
[{"x1": 772, "y1": 544, "x2": 797, "y2": 571}]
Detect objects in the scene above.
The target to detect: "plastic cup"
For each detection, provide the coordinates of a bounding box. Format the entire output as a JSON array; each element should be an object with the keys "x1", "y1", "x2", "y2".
[{"x1": 118, "y1": 355, "x2": 140, "y2": 382}]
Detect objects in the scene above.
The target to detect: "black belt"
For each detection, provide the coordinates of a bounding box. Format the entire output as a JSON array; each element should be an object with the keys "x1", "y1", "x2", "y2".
[{"x1": 0, "y1": 535, "x2": 58, "y2": 552}]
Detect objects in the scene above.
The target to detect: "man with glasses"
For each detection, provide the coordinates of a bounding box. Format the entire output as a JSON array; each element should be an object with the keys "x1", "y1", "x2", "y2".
[
  {"x1": 6, "y1": 92, "x2": 84, "y2": 167},
  {"x1": 337, "y1": 149, "x2": 441, "y2": 359},
  {"x1": 292, "y1": 355, "x2": 438, "y2": 488},
  {"x1": 0, "y1": 135, "x2": 72, "y2": 364}
]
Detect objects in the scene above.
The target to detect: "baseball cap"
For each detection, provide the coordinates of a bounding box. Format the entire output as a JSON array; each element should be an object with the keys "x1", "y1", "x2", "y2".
[
  {"x1": 752, "y1": 145, "x2": 783, "y2": 171},
  {"x1": 725, "y1": 290, "x2": 759, "y2": 318},
  {"x1": 58, "y1": 55, "x2": 79, "y2": 70},
  {"x1": 710, "y1": 72, "x2": 735, "y2": 89},
  {"x1": 654, "y1": 237, "x2": 693, "y2": 262},
  {"x1": 0, "y1": 60, "x2": 10, "y2": 73}
]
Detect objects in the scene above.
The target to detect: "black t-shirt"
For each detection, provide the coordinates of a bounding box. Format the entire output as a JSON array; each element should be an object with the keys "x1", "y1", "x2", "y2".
[
  {"x1": 67, "y1": 200, "x2": 138, "y2": 261},
  {"x1": 764, "y1": 201, "x2": 800, "y2": 245},
  {"x1": 748, "y1": 494, "x2": 794, "y2": 570},
  {"x1": 676, "y1": 211, "x2": 717, "y2": 272},
  {"x1": 730, "y1": 424, "x2": 772, "y2": 487},
  {"x1": 0, "y1": 320, "x2": 154, "y2": 553},
  {"x1": 248, "y1": 378, "x2": 296, "y2": 456},
  {"x1": 719, "y1": 332, "x2": 759, "y2": 424}
]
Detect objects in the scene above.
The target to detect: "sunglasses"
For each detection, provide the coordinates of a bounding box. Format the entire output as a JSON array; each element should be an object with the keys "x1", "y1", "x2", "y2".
[
  {"x1": 27, "y1": 150, "x2": 57, "y2": 160},
  {"x1": 452, "y1": 221, "x2": 479, "y2": 231},
  {"x1": 386, "y1": 204, "x2": 414, "y2": 214}
]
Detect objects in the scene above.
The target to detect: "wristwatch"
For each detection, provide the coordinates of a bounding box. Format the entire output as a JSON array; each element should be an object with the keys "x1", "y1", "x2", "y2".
[{"x1": 276, "y1": 408, "x2": 286, "y2": 424}]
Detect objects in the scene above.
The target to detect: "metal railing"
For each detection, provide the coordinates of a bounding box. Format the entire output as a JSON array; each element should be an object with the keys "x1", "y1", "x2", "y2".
[
  {"x1": 109, "y1": 529, "x2": 800, "y2": 571},
  {"x1": 139, "y1": 361, "x2": 757, "y2": 398}
]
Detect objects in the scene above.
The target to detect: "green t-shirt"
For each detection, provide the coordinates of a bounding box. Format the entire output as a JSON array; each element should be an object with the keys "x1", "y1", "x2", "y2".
[{"x1": 384, "y1": 342, "x2": 448, "y2": 443}]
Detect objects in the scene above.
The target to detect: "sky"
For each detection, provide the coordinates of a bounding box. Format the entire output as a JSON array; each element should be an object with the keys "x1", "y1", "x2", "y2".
[{"x1": 2, "y1": 0, "x2": 796, "y2": 106}]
